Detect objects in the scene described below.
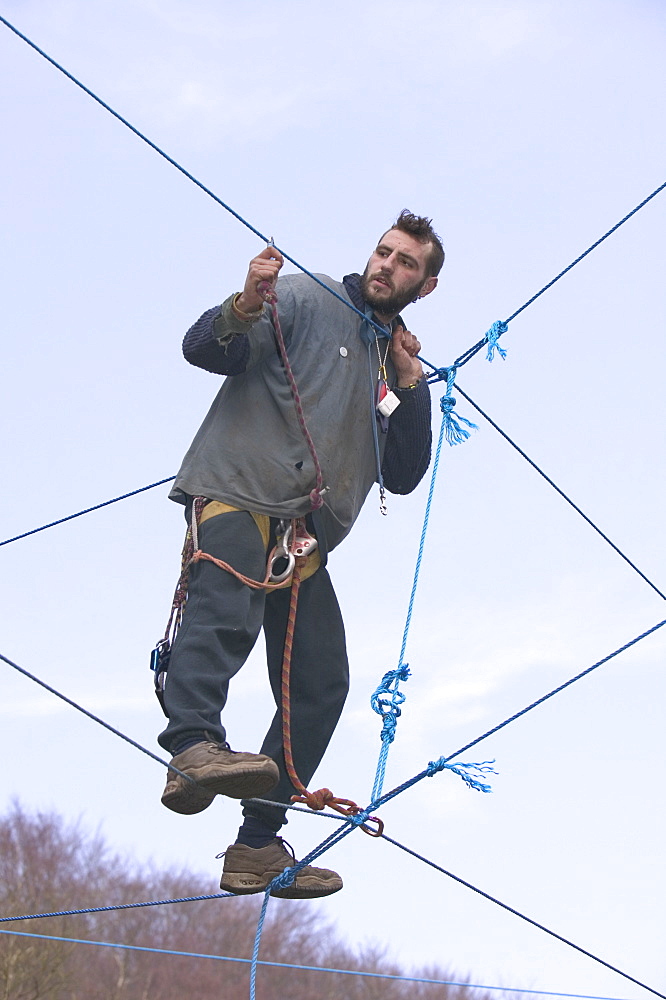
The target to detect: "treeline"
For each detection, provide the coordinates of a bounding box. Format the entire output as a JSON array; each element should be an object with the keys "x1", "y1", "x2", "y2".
[{"x1": 0, "y1": 802, "x2": 490, "y2": 999}]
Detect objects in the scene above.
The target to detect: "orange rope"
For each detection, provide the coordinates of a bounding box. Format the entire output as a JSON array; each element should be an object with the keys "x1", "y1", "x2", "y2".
[
  {"x1": 191, "y1": 549, "x2": 288, "y2": 591},
  {"x1": 279, "y1": 553, "x2": 384, "y2": 835}
]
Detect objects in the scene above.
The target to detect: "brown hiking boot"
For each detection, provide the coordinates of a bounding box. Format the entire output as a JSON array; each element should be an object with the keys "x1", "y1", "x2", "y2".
[
  {"x1": 161, "y1": 741, "x2": 279, "y2": 815},
  {"x1": 219, "y1": 839, "x2": 343, "y2": 899}
]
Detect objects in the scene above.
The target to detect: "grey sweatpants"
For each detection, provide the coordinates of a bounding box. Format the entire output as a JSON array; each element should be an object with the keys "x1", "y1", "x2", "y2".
[{"x1": 158, "y1": 510, "x2": 349, "y2": 831}]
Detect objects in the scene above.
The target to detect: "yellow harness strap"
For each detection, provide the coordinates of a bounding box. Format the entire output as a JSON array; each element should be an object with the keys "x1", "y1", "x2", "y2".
[{"x1": 198, "y1": 501, "x2": 321, "y2": 587}]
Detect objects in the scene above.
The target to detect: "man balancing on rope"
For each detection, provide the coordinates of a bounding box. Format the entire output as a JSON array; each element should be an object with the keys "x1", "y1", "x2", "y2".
[{"x1": 156, "y1": 210, "x2": 444, "y2": 898}]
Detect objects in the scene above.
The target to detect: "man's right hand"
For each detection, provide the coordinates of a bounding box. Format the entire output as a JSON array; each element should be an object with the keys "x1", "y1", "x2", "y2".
[{"x1": 235, "y1": 246, "x2": 285, "y2": 315}]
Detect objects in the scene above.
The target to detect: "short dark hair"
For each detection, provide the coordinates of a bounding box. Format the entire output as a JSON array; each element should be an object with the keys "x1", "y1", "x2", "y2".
[{"x1": 386, "y1": 209, "x2": 445, "y2": 278}]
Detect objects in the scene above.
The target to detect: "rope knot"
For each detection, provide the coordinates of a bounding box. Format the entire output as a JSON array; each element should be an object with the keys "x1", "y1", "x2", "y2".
[
  {"x1": 300, "y1": 787, "x2": 335, "y2": 811},
  {"x1": 427, "y1": 757, "x2": 497, "y2": 793},
  {"x1": 439, "y1": 392, "x2": 478, "y2": 446},
  {"x1": 309, "y1": 487, "x2": 324, "y2": 509},
  {"x1": 257, "y1": 280, "x2": 277, "y2": 304},
  {"x1": 485, "y1": 320, "x2": 509, "y2": 362}
]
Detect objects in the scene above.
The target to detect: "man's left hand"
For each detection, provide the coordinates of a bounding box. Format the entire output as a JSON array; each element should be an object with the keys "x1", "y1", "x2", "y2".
[{"x1": 390, "y1": 324, "x2": 424, "y2": 387}]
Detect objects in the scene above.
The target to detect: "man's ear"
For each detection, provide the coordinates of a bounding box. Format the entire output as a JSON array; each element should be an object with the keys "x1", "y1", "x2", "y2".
[{"x1": 418, "y1": 276, "x2": 438, "y2": 299}]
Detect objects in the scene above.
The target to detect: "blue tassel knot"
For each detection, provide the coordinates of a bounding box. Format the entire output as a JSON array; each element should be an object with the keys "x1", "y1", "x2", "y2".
[
  {"x1": 427, "y1": 757, "x2": 497, "y2": 794},
  {"x1": 440, "y1": 395, "x2": 478, "y2": 446},
  {"x1": 485, "y1": 320, "x2": 509, "y2": 362}
]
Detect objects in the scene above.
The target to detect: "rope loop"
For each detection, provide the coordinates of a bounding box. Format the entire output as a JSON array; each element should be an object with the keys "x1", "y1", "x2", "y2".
[
  {"x1": 485, "y1": 319, "x2": 509, "y2": 362},
  {"x1": 309, "y1": 487, "x2": 324, "y2": 510},
  {"x1": 351, "y1": 812, "x2": 385, "y2": 837},
  {"x1": 290, "y1": 786, "x2": 376, "y2": 823},
  {"x1": 371, "y1": 665, "x2": 411, "y2": 718}
]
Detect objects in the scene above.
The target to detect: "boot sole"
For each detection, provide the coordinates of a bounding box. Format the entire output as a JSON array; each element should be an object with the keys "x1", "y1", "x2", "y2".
[
  {"x1": 190, "y1": 762, "x2": 279, "y2": 800},
  {"x1": 219, "y1": 872, "x2": 269, "y2": 895},
  {"x1": 220, "y1": 870, "x2": 343, "y2": 898},
  {"x1": 271, "y1": 875, "x2": 343, "y2": 899},
  {"x1": 161, "y1": 784, "x2": 215, "y2": 815}
]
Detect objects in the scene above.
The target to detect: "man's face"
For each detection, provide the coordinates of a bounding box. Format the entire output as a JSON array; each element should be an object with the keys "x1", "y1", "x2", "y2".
[{"x1": 361, "y1": 229, "x2": 438, "y2": 320}]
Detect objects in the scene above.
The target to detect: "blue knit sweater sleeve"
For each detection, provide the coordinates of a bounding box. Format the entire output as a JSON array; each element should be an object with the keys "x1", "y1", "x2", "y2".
[
  {"x1": 182, "y1": 305, "x2": 250, "y2": 375},
  {"x1": 381, "y1": 379, "x2": 432, "y2": 494}
]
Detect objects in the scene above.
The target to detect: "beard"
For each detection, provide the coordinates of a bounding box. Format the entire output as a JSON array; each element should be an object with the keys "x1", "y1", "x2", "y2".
[{"x1": 360, "y1": 264, "x2": 425, "y2": 318}]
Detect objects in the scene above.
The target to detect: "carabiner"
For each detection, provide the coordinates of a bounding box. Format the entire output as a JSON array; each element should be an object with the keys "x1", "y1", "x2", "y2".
[{"x1": 269, "y1": 521, "x2": 295, "y2": 583}]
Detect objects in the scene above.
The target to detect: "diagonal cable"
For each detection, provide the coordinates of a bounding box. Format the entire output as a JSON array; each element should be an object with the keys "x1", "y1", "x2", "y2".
[
  {"x1": 443, "y1": 178, "x2": 666, "y2": 370},
  {"x1": 0, "y1": 14, "x2": 388, "y2": 342},
  {"x1": 0, "y1": 477, "x2": 176, "y2": 548},
  {"x1": 0, "y1": 893, "x2": 233, "y2": 923},
  {"x1": 0, "y1": 651, "x2": 194, "y2": 784},
  {"x1": 454, "y1": 382, "x2": 666, "y2": 601},
  {"x1": 381, "y1": 834, "x2": 666, "y2": 1000}
]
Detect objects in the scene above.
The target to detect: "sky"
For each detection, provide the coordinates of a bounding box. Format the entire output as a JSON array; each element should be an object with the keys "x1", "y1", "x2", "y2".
[{"x1": 1, "y1": 0, "x2": 665, "y2": 996}]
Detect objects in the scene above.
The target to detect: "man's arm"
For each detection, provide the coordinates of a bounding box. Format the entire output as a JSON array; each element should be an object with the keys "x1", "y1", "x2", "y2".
[
  {"x1": 381, "y1": 378, "x2": 432, "y2": 494},
  {"x1": 382, "y1": 322, "x2": 431, "y2": 493},
  {"x1": 182, "y1": 301, "x2": 250, "y2": 374},
  {"x1": 182, "y1": 247, "x2": 284, "y2": 375}
]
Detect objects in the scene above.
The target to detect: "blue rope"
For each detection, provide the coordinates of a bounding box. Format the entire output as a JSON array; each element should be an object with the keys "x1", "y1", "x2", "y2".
[
  {"x1": 0, "y1": 929, "x2": 639, "y2": 1000},
  {"x1": 0, "y1": 893, "x2": 234, "y2": 924},
  {"x1": 250, "y1": 891, "x2": 272, "y2": 1000},
  {"x1": 485, "y1": 320, "x2": 509, "y2": 362},
  {"x1": 370, "y1": 665, "x2": 410, "y2": 801},
  {"x1": 370, "y1": 383, "x2": 480, "y2": 801},
  {"x1": 0, "y1": 477, "x2": 176, "y2": 547},
  {"x1": 370, "y1": 390, "x2": 449, "y2": 800},
  {"x1": 440, "y1": 368, "x2": 478, "y2": 444},
  {"x1": 422, "y1": 178, "x2": 666, "y2": 375},
  {"x1": 380, "y1": 834, "x2": 666, "y2": 1000},
  {"x1": 426, "y1": 758, "x2": 496, "y2": 792}
]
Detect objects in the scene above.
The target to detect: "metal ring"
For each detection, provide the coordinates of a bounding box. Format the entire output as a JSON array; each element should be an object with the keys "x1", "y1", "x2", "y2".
[
  {"x1": 359, "y1": 815, "x2": 384, "y2": 837},
  {"x1": 269, "y1": 550, "x2": 295, "y2": 584}
]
